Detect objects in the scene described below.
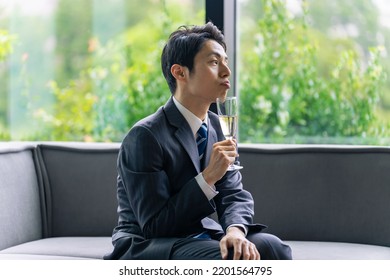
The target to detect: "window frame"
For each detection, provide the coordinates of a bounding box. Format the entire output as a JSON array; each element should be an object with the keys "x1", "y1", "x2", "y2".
[{"x1": 205, "y1": 0, "x2": 237, "y2": 98}]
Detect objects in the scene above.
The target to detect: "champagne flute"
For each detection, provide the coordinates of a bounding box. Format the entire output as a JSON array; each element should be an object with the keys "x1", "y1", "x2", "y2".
[{"x1": 216, "y1": 96, "x2": 243, "y2": 171}]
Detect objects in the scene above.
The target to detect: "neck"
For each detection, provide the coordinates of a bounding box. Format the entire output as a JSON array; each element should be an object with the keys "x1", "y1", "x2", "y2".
[{"x1": 174, "y1": 94, "x2": 209, "y2": 121}]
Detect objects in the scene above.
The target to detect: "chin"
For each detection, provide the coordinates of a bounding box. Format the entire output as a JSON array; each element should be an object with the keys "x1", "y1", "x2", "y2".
[{"x1": 219, "y1": 91, "x2": 228, "y2": 97}]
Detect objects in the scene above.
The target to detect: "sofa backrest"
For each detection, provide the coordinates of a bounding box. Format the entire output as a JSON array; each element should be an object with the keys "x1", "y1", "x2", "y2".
[
  {"x1": 37, "y1": 143, "x2": 120, "y2": 237},
  {"x1": 0, "y1": 143, "x2": 45, "y2": 250},
  {"x1": 239, "y1": 144, "x2": 390, "y2": 247},
  {"x1": 3, "y1": 141, "x2": 390, "y2": 249}
]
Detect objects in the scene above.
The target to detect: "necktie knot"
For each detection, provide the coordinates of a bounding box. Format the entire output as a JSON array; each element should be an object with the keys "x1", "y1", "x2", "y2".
[{"x1": 196, "y1": 123, "x2": 208, "y2": 160}]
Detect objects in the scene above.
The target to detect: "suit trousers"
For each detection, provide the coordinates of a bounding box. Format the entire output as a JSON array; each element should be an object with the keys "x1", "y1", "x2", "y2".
[{"x1": 170, "y1": 232, "x2": 292, "y2": 260}]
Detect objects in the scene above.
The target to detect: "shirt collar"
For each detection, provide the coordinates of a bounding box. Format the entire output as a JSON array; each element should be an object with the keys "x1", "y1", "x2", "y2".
[{"x1": 173, "y1": 96, "x2": 208, "y2": 137}]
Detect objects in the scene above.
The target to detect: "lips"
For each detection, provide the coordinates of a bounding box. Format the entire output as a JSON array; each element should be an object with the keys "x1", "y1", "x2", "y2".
[{"x1": 221, "y1": 81, "x2": 231, "y2": 89}]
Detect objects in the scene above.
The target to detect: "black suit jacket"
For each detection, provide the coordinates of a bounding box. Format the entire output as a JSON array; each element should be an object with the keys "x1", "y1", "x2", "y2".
[{"x1": 106, "y1": 97, "x2": 265, "y2": 260}]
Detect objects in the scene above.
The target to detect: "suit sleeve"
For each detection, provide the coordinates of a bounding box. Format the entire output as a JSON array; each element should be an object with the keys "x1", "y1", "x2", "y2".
[
  {"x1": 207, "y1": 112, "x2": 267, "y2": 234},
  {"x1": 118, "y1": 125, "x2": 215, "y2": 239},
  {"x1": 213, "y1": 171, "x2": 252, "y2": 229}
]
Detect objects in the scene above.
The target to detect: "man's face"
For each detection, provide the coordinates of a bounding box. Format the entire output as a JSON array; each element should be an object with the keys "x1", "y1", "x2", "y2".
[{"x1": 185, "y1": 39, "x2": 231, "y2": 105}]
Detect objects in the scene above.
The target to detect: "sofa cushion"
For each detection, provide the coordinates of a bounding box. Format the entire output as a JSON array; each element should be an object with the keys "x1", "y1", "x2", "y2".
[
  {"x1": 0, "y1": 253, "x2": 91, "y2": 260},
  {"x1": 37, "y1": 143, "x2": 120, "y2": 237},
  {"x1": 239, "y1": 144, "x2": 390, "y2": 248},
  {"x1": 286, "y1": 241, "x2": 390, "y2": 260},
  {"x1": 0, "y1": 237, "x2": 113, "y2": 259},
  {"x1": 0, "y1": 143, "x2": 44, "y2": 250}
]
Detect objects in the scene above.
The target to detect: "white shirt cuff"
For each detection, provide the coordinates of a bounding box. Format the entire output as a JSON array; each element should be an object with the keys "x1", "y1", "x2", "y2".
[
  {"x1": 227, "y1": 224, "x2": 248, "y2": 236},
  {"x1": 195, "y1": 173, "x2": 218, "y2": 200}
]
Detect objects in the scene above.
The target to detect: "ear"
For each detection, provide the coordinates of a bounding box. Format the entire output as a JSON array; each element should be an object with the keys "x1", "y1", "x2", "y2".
[{"x1": 171, "y1": 64, "x2": 186, "y2": 81}]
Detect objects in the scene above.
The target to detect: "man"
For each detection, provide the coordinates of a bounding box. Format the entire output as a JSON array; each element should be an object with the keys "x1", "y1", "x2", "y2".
[{"x1": 105, "y1": 22, "x2": 292, "y2": 260}]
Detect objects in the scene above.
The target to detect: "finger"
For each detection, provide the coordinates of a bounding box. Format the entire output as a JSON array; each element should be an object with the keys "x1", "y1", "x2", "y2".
[
  {"x1": 242, "y1": 243, "x2": 251, "y2": 260},
  {"x1": 217, "y1": 139, "x2": 236, "y2": 148},
  {"x1": 241, "y1": 242, "x2": 258, "y2": 260},
  {"x1": 224, "y1": 150, "x2": 238, "y2": 159},
  {"x1": 221, "y1": 138, "x2": 235, "y2": 144},
  {"x1": 219, "y1": 239, "x2": 228, "y2": 260},
  {"x1": 253, "y1": 245, "x2": 260, "y2": 260},
  {"x1": 233, "y1": 241, "x2": 242, "y2": 260},
  {"x1": 213, "y1": 144, "x2": 235, "y2": 155},
  {"x1": 220, "y1": 144, "x2": 236, "y2": 152},
  {"x1": 243, "y1": 242, "x2": 259, "y2": 260}
]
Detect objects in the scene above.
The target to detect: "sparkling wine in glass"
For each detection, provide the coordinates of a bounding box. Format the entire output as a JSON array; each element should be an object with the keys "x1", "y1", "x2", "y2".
[
  {"x1": 219, "y1": 115, "x2": 237, "y2": 140},
  {"x1": 216, "y1": 96, "x2": 243, "y2": 171}
]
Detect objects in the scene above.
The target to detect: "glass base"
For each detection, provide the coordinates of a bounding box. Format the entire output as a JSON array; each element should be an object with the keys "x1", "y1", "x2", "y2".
[{"x1": 227, "y1": 164, "x2": 243, "y2": 171}]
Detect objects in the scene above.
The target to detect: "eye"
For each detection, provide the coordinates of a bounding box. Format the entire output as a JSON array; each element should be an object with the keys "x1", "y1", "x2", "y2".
[{"x1": 210, "y1": 60, "x2": 218, "y2": 65}]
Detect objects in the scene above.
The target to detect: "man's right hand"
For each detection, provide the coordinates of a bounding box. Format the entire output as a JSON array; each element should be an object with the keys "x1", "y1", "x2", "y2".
[{"x1": 202, "y1": 139, "x2": 237, "y2": 186}]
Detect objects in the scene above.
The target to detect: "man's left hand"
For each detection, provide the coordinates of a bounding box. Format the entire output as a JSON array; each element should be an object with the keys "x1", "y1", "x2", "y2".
[{"x1": 219, "y1": 227, "x2": 260, "y2": 260}]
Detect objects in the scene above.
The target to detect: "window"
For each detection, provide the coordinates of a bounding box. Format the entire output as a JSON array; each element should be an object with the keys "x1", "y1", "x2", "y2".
[
  {"x1": 1, "y1": 0, "x2": 389, "y2": 145},
  {"x1": 0, "y1": 0, "x2": 204, "y2": 141},
  {"x1": 237, "y1": 0, "x2": 389, "y2": 145}
]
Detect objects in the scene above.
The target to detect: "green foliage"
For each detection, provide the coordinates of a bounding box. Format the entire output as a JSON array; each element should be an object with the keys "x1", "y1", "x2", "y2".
[
  {"x1": 34, "y1": 3, "x2": 203, "y2": 142},
  {"x1": 239, "y1": 0, "x2": 387, "y2": 144},
  {"x1": 55, "y1": 0, "x2": 92, "y2": 86},
  {"x1": 2, "y1": 0, "x2": 388, "y2": 144},
  {"x1": 0, "y1": 29, "x2": 14, "y2": 140},
  {"x1": 0, "y1": 29, "x2": 14, "y2": 61}
]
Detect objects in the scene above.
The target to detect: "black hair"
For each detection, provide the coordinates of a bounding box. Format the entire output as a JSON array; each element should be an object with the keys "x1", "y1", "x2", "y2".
[{"x1": 161, "y1": 22, "x2": 226, "y2": 94}]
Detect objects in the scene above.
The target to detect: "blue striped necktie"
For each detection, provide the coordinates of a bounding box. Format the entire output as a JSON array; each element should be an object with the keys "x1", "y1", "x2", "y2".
[{"x1": 196, "y1": 123, "x2": 208, "y2": 161}]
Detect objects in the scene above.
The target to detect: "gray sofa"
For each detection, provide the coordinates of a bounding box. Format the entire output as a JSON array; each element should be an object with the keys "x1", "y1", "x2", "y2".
[
  {"x1": 1, "y1": 141, "x2": 390, "y2": 259},
  {"x1": 0, "y1": 142, "x2": 118, "y2": 260}
]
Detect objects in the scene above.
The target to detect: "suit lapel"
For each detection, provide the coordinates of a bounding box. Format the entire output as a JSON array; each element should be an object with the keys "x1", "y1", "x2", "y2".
[
  {"x1": 175, "y1": 125, "x2": 201, "y2": 173},
  {"x1": 204, "y1": 111, "x2": 220, "y2": 170},
  {"x1": 163, "y1": 98, "x2": 201, "y2": 173}
]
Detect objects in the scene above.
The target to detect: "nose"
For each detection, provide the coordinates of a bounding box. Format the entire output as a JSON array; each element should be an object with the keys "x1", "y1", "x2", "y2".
[{"x1": 220, "y1": 62, "x2": 231, "y2": 78}]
